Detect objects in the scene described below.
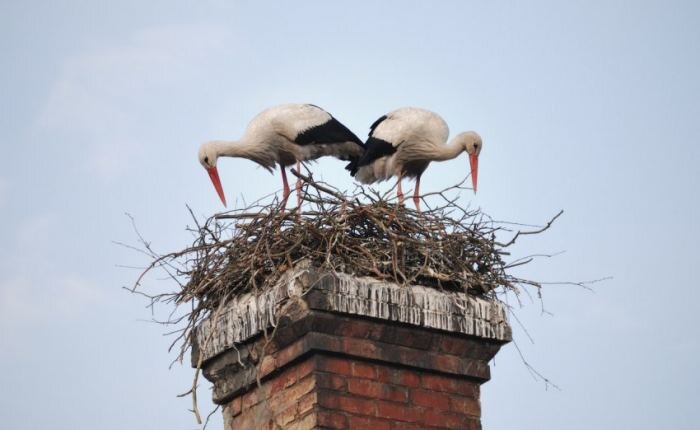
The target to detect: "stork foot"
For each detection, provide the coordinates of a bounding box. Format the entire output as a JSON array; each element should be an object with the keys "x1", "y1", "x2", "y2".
[{"x1": 413, "y1": 195, "x2": 422, "y2": 212}]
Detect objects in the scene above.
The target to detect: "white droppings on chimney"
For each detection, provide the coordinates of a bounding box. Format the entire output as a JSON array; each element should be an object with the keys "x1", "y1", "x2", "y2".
[{"x1": 195, "y1": 267, "x2": 510, "y2": 362}]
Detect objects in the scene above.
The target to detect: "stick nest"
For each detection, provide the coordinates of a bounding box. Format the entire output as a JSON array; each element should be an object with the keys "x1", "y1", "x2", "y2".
[
  {"x1": 190, "y1": 185, "x2": 512, "y2": 306},
  {"x1": 130, "y1": 173, "x2": 561, "y2": 364}
]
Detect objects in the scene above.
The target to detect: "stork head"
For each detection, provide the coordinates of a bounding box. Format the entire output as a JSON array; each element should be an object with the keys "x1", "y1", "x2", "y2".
[
  {"x1": 456, "y1": 131, "x2": 482, "y2": 193},
  {"x1": 198, "y1": 141, "x2": 227, "y2": 207}
]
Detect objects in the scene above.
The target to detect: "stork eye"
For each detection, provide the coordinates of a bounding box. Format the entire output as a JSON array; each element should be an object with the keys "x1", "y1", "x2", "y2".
[{"x1": 204, "y1": 156, "x2": 209, "y2": 164}]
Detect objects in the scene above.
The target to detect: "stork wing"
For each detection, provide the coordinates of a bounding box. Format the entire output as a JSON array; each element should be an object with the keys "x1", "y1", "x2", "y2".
[
  {"x1": 355, "y1": 113, "x2": 404, "y2": 170},
  {"x1": 369, "y1": 114, "x2": 388, "y2": 136},
  {"x1": 294, "y1": 116, "x2": 364, "y2": 147},
  {"x1": 274, "y1": 104, "x2": 363, "y2": 148},
  {"x1": 356, "y1": 136, "x2": 397, "y2": 169}
]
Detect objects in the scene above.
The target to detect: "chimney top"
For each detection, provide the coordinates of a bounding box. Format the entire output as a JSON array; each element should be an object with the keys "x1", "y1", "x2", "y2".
[{"x1": 193, "y1": 266, "x2": 511, "y2": 429}]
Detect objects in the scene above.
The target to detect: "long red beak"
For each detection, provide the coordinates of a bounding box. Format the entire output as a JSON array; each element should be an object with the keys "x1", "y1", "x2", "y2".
[
  {"x1": 469, "y1": 153, "x2": 479, "y2": 194},
  {"x1": 207, "y1": 166, "x2": 227, "y2": 207}
]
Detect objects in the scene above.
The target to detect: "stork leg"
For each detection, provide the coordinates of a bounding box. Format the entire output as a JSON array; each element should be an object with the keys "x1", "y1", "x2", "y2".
[
  {"x1": 280, "y1": 165, "x2": 290, "y2": 205},
  {"x1": 295, "y1": 160, "x2": 302, "y2": 207},
  {"x1": 396, "y1": 175, "x2": 404, "y2": 203},
  {"x1": 413, "y1": 175, "x2": 422, "y2": 212}
]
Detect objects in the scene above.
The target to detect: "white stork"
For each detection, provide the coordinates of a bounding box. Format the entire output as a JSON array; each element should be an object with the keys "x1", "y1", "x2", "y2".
[
  {"x1": 198, "y1": 104, "x2": 364, "y2": 206},
  {"x1": 353, "y1": 107, "x2": 482, "y2": 211}
]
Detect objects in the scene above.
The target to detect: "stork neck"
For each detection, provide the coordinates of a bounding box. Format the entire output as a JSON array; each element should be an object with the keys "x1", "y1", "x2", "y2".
[
  {"x1": 432, "y1": 137, "x2": 465, "y2": 161},
  {"x1": 210, "y1": 139, "x2": 243, "y2": 157}
]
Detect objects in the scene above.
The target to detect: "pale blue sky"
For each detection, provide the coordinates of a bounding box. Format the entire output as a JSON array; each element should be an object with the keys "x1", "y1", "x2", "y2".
[{"x1": 2, "y1": 1, "x2": 699, "y2": 429}]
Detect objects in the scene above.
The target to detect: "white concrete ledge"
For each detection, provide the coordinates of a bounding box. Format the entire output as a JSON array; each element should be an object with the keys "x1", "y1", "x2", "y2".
[{"x1": 194, "y1": 266, "x2": 511, "y2": 363}]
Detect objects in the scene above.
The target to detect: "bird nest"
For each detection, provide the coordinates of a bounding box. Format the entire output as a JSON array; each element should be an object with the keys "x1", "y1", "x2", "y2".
[
  {"x1": 188, "y1": 184, "x2": 518, "y2": 302},
  {"x1": 129, "y1": 172, "x2": 561, "y2": 361}
]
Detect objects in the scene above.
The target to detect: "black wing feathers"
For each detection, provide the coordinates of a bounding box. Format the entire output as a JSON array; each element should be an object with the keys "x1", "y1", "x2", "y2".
[
  {"x1": 355, "y1": 136, "x2": 396, "y2": 172},
  {"x1": 294, "y1": 114, "x2": 364, "y2": 175},
  {"x1": 368, "y1": 115, "x2": 388, "y2": 136},
  {"x1": 352, "y1": 114, "x2": 396, "y2": 174},
  {"x1": 294, "y1": 117, "x2": 364, "y2": 147}
]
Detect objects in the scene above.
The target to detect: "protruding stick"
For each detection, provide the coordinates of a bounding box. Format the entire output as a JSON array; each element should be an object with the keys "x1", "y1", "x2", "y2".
[{"x1": 296, "y1": 161, "x2": 302, "y2": 207}]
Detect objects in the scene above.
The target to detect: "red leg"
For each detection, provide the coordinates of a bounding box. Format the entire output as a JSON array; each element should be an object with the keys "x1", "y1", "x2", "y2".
[
  {"x1": 296, "y1": 161, "x2": 302, "y2": 207},
  {"x1": 280, "y1": 165, "x2": 290, "y2": 204},
  {"x1": 413, "y1": 175, "x2": 422, "y2": 212},
  {"x1": 397, "y1": 175, "x2": 404, "y2": 203}
]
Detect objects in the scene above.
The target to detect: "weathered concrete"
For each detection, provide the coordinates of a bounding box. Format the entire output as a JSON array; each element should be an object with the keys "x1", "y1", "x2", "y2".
[{"x1": 193, "y1": 266, "x2": 511, "y2": 366}]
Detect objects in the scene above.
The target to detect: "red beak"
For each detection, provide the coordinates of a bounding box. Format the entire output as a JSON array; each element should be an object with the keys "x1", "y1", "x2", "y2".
[
  {"x1": 207, "y1": 166, "x2": 227, "y2": 207},
  {"x1": 469, "y1": 153, "x2": 479, "y2": 194}
]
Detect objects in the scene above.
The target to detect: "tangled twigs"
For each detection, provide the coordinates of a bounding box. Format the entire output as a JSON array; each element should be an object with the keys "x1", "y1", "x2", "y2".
[
  {"x1": 126, "y1": 175, "x2": 574, "y2": 422},
  {"x1": 128, "y1": 175, "x2": 564, "y2": 366}
]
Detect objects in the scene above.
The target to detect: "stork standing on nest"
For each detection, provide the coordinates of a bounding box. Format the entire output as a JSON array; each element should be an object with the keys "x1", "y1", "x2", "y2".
[
  {"x1": 353, "y1": 107, "x2": 483, "y2": 211},
  {"x1": 198, "y1": 104, "x2": 364, "y2": 207}
]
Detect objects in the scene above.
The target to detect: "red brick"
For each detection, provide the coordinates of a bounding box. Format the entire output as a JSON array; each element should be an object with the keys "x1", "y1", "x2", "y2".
[
  {"x1": 450, "y1": 396, "x2": 481, "y2": 417},
  {"x1": 393, "y1": 422, "x2": 435, "y2": 430},
  {"x1": 319, "y1": 356, "x2": 353, "y2": 376},
  {"x1": 410, "y1": 389, "x2": 450, "y2": 410},
  {"x1": 286, "y1": 375, "x2": 316, "y2": 400},
  {"x1": 241, "y1": 387, "x2": 267, "y2": 409},
  {"x1": 317, "y1": 390, "x2": 341, "y2": 409},
  {"x1": 352, "y1": 361, "x2": 377, "y2": 379},
  {"x1": 421, "y1": 374, "x2": 460, "y2": 394},
  {"x1": 421, "y1": 373, "x2": 480, "y2": 397},
  {"x1": 451, "y1": 379, "x2": 479, "y2": 398},
  {"x1": 343, "y1": 338, "x2": 381, "y2": 359},
  {"x1": 287, "y1": 412, "x2": 316, "y2": 430},
  {"x1": 431, "y1": 354, "x2": 462, "y2": 374},
  {"x1": 317, "y1": 411, "x2": 347, "y2": 429},
  {"x1": 419, "y1": 410, "x2": 467, "y2": 429},
  {"x1": 298, "y1": 391, "x2": 317, "y2": 416},
  {"x1": 337, "y1": 395, "x2": 377, "y2": 416},
  {"x1": 347, "y1": 415, "x2": 391, "y2": 430},
  {"x1": 296, "y1": 356, "x2": 317, "y2": 380},
  {"x1": 274, "y1": 339, "x2": 306, "y2": 369},
  {"x1": 231, "y1": 403, "x2": 269, "y2": 430},
  {"x1": 398, "y1": 348, "x2": 428, "y2": 368},
  {"x1": 347, "y1": 378, "x2": 407, "y2": 402},
  {"x1": 270, "y1": 365, "x2": 298, "y2": 393},
  {"x1": 376, "y1": 365, "x2": 391, "y2": 382},
  {"x1": 274, "y1": 403, "x2": 298, "y2": 427},
  {"x1": 259, "y1": 355, "x2": 276, "y2": 376},
  {"x1": 462, "y1": 417, "x2": 481, "y2": 430},
  {"x1": 384, "y1": 385, "x2": 408, "y2": 403},
  {"x1": 376, "y1": 400, "x2": 421, "y2": 422},
  {"x1": 317, "y1": 372, "x2": 348, "y2": 391},
  {"x1": 347, "y1": 378, "x2": 383, "y2": 398},
  {"x1": 436, "y1": 336, "x2": 469, "y2": 355},
  {"x1": 227, "y1": 396, "x2": 242, "y2": 417},
  {"x1": 340, "y1": 319, "x2": 373, "y2": 338},
  {"x1": 268, "y1": 375, "x2": 315, "y2": 412},
  {"x1": 396, "y1": 370, "x2": 421, "y2": 387}
]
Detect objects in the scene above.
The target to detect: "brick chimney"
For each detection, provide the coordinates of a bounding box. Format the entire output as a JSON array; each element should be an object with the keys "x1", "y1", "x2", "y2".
[{"x1": 193, "y1": 266, "x2": 511, "y2": 429}]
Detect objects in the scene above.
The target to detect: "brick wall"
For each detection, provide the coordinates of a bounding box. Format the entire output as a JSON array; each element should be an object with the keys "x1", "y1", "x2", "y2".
[
  {"x1": 198, "y1": 271, "x2": 510, "y2": 430},
  {"x1": 224, "y1": 354, "x2": 483, "y2": 430},
  {"x1": 225, "y1": 358, "x2": 317, "y2": 429}
]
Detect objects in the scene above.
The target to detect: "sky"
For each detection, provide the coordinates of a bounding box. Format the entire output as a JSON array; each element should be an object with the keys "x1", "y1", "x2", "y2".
[{"x1": 1, "y1": 1, "x2": 699, "y2": 429}]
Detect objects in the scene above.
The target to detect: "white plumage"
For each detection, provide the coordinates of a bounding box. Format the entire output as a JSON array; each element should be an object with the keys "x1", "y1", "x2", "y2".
[
  {"x1": 198, "y1": 103, "x2": 364, "y2": 207},
  {"x1": 354, "y1": 107, "x2": 482, "y2": 210}
]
